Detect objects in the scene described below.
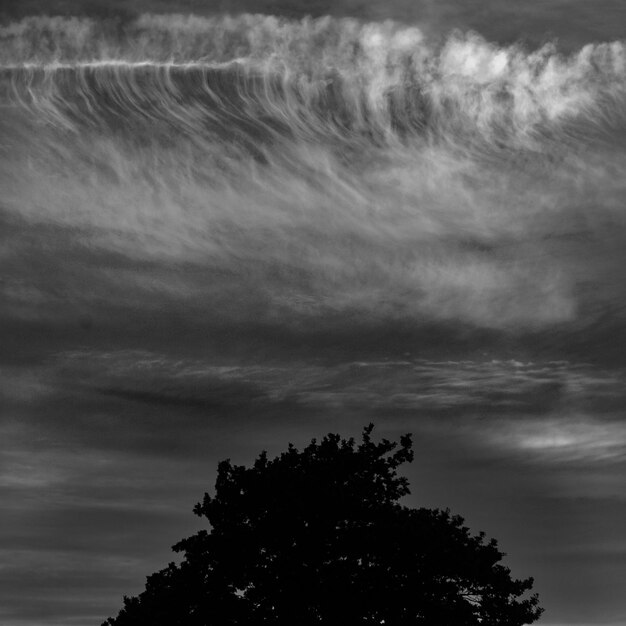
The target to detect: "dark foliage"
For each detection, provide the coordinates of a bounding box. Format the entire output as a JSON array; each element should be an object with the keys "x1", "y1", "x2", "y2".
[{"x1": 104, "y1": 425, "x2": 543, "y2": 625}]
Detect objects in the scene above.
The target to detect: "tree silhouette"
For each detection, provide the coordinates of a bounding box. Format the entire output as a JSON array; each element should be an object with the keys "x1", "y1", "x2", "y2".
[{"x1": 104, "y1": 425, "x2": 543, "y2": 625}]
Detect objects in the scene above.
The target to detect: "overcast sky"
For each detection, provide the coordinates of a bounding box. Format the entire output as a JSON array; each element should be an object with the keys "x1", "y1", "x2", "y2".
[{"x1": 1, "y1": 1, "x2": 626, "y2": 625}]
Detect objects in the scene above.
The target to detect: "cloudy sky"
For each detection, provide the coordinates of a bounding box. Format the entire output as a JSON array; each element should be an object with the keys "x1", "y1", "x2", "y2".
[{"x1": 1, "y1": 1, "x2": 625, "y2": 625}]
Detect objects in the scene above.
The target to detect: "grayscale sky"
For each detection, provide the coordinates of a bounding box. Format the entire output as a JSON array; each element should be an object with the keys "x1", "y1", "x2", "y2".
[{"x1": 1, "y1": 1, "x2": 625, "y2": 625}]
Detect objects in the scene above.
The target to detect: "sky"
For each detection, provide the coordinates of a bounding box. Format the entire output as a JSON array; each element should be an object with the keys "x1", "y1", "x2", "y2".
[
  {"x1": 1, "y1": 1, "x2": 626, "y2": 625},
  {"x1": 3, "y1": 0, "x2": 626, "y2": 49}
]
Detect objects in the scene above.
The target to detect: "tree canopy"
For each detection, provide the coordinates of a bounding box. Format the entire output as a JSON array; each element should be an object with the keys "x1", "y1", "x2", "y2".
[{"x1": 104, "y1": 425, "x2": 543, "y2": 626}]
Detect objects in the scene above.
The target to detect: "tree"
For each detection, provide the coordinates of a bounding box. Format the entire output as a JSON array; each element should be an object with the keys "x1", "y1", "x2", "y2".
[{"x1": 103, "y1": 425, "x2": 543, "y2": 626}]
